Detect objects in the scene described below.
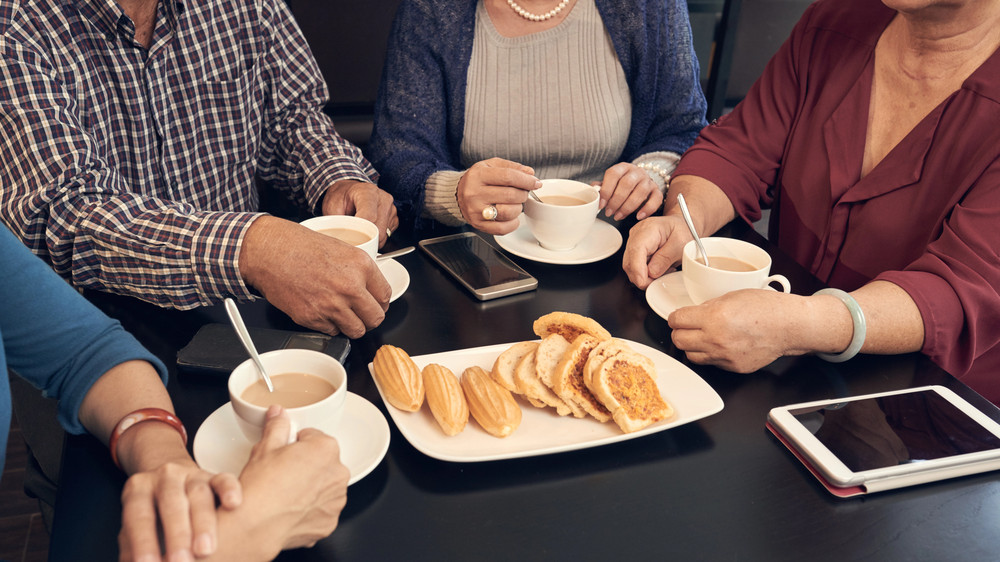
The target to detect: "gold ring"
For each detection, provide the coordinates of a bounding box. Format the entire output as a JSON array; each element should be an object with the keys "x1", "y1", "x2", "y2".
[{"x1": 482, "y1": 205, "x2": 499, "y2": 221}]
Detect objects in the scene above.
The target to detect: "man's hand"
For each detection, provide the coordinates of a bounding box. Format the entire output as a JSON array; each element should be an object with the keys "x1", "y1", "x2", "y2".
[
  {"x1": 239, "y1": 216, "x2": 390, "y2": 338},
  {"x1": 321, "y1": 180, "x2": 398, "y2": 247}
]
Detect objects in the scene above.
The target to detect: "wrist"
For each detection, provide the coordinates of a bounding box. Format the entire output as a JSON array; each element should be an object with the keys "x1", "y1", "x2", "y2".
[
  {"x1": 113, "y1": 420, "x2": 191, "y2": 474},
  {"x1": 212, "y1": 497, "x2": 286, "y2": 560},
  {"x1": 811, "y1": 289, "x2": 866, "y2": 362},
  {"x1": 238, "y1": 215, "x2": 284, "y2": 289}
]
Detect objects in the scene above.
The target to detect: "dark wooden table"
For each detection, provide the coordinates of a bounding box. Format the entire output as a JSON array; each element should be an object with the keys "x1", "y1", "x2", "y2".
[{"x1": 50, "y1": 220, "x2": 1000, "y2": 561}]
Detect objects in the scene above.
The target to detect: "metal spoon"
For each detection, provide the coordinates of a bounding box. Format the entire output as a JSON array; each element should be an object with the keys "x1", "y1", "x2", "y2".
[
  {"x1": 224, "y1": 298, "x2": 274, "y2": 392},
  {"x1": 528, "y1": 190, "x2": 543, "y2": 203},
  {"x1": 676, "y1": 193, "x2": 710, "y2": 267},
  {"x1": 376, "y1": 246, "x2": 415, "y2": 262}
]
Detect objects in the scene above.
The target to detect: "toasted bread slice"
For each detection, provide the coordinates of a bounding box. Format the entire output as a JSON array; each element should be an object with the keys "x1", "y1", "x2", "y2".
[
  {"x1": 535, "y1": 334, "x2": 586, "y2": 418},
  {"x1": 491, "y1": 341, "x2": 537, "y2": 394},
  {"x1": 533, "y1": 311, "x2": 612, "y2": 343},
  {"x1": 513, "y1": 346, "x2": 573, "y2": 415},
  {"x1": 582, "y1": 338, "x2": 634, "y2": 390},
  {"x1": 552, "y1": 334, "x2": 611, "y2": 422},
  {"x1": 587, "y1": 350, "x2": 673, "y2": 433}
]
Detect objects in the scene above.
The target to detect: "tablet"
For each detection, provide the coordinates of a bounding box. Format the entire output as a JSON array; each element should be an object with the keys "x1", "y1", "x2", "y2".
[{"x1": 767, "y1": 385, "x2": 1000, "y2": 496}]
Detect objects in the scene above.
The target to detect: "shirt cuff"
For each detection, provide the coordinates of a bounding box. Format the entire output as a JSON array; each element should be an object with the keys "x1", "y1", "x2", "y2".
[
  {"x1": 190, "y1": 212, "x2": 265, "y2": 303},
  {"x1": 632, "y1": 151, "x2": 681, "y2": 193},
  {"x1": 423, "y1": 170, "x2": 467, "y2": 226}
]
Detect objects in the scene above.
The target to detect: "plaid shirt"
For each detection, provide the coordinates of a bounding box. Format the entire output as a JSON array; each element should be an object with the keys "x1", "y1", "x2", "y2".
[{"x1": 0, "y1": 0, "x2": 378, "y2": 308}]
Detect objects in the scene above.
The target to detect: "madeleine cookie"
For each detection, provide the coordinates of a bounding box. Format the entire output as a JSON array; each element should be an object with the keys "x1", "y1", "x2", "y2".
[
  {"x1": 422, "y1": 363, "x2": 469, "y2": 436},
  {"x1": 372, "y1": 345, "x2": 425, "y2": 412},
  {"x1": 462, "y1": 366, "x2": 522, "y2": 438}
]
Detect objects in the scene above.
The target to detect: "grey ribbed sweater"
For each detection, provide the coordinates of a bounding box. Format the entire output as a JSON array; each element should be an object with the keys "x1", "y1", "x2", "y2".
[{"x1": 424, "y1": 0, "x2": 676, "y2": 225}]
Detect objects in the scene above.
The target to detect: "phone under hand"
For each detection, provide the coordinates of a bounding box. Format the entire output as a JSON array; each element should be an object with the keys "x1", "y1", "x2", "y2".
[
  {"x1": 176, "y1": 323, "x2": 350, "y2": 375},
  {"x1": 418, "y1": 232, "x2": 538, "y2": 301}
]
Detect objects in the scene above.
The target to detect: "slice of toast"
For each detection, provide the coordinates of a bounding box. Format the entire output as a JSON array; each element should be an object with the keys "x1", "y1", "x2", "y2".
[
  {"x1": 533, "y1": 311, "x2": 612, "y2": 344},
  {"x1": 535, "y1": 334, "x2": 586, "y2": 418},
  {"x1": 586, "y1": 350, "x2": 673, "y2": 433},
  {"x1": 513, "y1": 345, "x2": 574, "y2": 415},
  {"x1": 582, "y1": 338, "x2": 634, "y2": 390},
  {"x1": 491, "y1": 341, "x2": 538, "y2": 394},
  {"x1": 552, "y1": 334, "x2": 611, "y2": 422}
]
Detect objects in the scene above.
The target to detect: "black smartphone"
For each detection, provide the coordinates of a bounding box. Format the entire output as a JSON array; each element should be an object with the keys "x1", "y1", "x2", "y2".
[
  {"x1": 176, "y1": 323, "x2": 350, "y2": 374},
  {"x1": 419, "y1": 232, "x2": 538, "y2": 300}
]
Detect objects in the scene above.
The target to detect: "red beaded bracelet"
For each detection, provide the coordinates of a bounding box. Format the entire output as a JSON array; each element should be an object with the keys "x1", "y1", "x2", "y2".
[{"x1": 109, "y1": 408, "x2": 188, "y2": 470}]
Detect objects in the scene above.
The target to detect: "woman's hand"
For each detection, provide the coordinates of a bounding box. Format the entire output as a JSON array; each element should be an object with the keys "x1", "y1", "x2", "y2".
[
  {"x1": 622, "y1": 215, "x2": 693, "y2": 289},
  {"x1": 118, "y1": 456, "x2": 242, "y2": 561},
  {"x1": 457, "y1": 158, "x2": 541, "y2": 235},
  {"x1": 596, "y1": 162, "x2": 664, "y2": 221},
  {"x1": 667, "y1": 290, "x2": 814, "y2": 372}
]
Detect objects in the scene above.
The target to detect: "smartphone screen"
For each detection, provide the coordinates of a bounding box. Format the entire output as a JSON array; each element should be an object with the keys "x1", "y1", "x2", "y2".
[
  {"x1": 419, "y1": 232, "x2": 537, "y2": 300},
  {"x1": 789, "y1": 390, "x2": 1000, "y2": 472}
]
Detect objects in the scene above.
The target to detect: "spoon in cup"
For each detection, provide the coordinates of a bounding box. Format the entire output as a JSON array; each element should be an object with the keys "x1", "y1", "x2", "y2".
[
  {"x1": 676, "y1": 193, "x2": 710, "y2": 268},
  {"x1": 224, "y1": 298, "x2": 274, "y2": 392}
]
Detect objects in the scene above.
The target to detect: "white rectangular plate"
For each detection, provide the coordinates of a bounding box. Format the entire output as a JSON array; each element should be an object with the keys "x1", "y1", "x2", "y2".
[{"x1": 367, "y1": 339, "x2": 724, "y2": 462}]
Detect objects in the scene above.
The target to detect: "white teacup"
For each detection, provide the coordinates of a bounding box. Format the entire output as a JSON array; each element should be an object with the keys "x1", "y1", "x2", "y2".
[
  {"x1": 523, "y1": 179, "x2": 600, "y2": 251},
  {"x1": 228, "y1": 349, "x2": 347, "y2": 443},
  {"x1": 301, "y1": 215, "x2": 379, "y2": 259},
  {"x1": 681, "y1": 237, "x2": 791, "y2": 305}
]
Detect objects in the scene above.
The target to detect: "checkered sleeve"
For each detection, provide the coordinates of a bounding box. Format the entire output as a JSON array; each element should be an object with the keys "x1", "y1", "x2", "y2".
[
  {"x1": 254, "y1": 0, "x2": 379, "y2": 214},
  {"x1": 0, "y1": 35, "x2": 260, "y2": 309}
]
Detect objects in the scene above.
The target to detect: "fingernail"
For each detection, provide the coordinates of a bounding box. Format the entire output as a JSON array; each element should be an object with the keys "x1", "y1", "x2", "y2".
[
  {"x1": 194, "y1": 533, "x2": 215, "y2": 556},
  {"x1": 599, "y1": 199, "x2": 607, "y2": 210},
  {"x1": 266, "y1": 404, "x2": 282, "y2": 419},
  {"x1": 223, "y1": 488, "x2": 242, "y2": 506},
  {"x1": 534, "y1": 180, "x2": 542, "y2": 188},
  {"x1": 605, "y1": 208, "x2": 614, "y2": 217},
  {"x1": 614, "y1": 213, "x2": 624, "y2": 221},
  {"x1": 636, "y1": 212, "x2": 647, "y2": 220}
]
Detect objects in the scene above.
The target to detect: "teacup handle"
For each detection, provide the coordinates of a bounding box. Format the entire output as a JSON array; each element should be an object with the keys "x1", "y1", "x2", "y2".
[
  {"x1": 764, "y1": 274, "x2": 791, "y2": 294},
  {"x1": 286, "y1": 419, "x2": 299, "y2": 445}
]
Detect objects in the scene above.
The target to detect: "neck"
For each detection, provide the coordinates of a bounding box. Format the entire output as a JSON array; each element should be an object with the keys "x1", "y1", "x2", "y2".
[
  {"x1": 892, "y1": 1, "x2": 1000, "y2": 53},
  {"x1": 117, "y1": 0, "x2": 159, "y2": 48},
  {"x1": 885, "y1": 1, "x2": 1000, "y2": 79}
]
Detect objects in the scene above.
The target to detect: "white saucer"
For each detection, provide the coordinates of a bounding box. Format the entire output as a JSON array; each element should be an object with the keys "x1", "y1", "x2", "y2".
[
  {"x1": 377, "y1": 258, "x2": 409, "y2": 302},
  {"x1": 192, "y1": 393, "x2": 390, "y2": 486},
  {"x1": 494, "y1": 216, "x2": 623, "y2": 265},
  {"x1": 645, "y1": 270, "x2": 778, "y2": 320},
  {"x1": 644, "y1": 270, "x2": 694, "y2": 320}
]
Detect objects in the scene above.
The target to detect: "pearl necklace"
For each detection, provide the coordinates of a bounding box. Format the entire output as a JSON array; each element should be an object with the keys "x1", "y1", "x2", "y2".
[{"x1": 506, "y1": 0, "x2": 570, "y2": 22}]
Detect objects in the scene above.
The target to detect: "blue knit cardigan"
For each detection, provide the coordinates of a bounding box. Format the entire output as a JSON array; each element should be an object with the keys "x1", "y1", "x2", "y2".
[{"x1": 368, "y1": 0, "x2": 708, "y2": 233}]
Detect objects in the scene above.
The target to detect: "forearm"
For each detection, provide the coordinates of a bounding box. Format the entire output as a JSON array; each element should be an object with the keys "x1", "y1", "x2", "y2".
[
  {"x1": 77, "y1": 360, "x2": 191, "y2": 475},
  {"x1": 795, "y1": 280, "x2": 925, "y2": 357},
  {"x1": 663, "y1": 174, "x2": 737, "y2": 236},
  {"x1": 255, "y1": 0, "x2": 376, "y2": 213}
]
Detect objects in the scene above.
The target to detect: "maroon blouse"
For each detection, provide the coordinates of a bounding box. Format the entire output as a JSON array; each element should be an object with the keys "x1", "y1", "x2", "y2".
[{"x1": 674, "y1": 0, "x2": 1000, "y2": 402}]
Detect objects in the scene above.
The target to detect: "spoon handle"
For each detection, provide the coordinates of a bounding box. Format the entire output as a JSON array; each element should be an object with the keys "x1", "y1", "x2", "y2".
[
  {"x1": 224, "y1": 298, "x2": 274, "y2": 392},
  {"x1": 676, "y1": 194, "x2": 710, "y2": 267},
  {"x1": 376, "y1": 246, "x2": 415, "y2": 262}
]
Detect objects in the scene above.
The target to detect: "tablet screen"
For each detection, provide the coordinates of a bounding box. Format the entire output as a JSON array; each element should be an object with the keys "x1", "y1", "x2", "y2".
[{"x1": 789, "y1": 390, "x2": 1000, "y2": 472}]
